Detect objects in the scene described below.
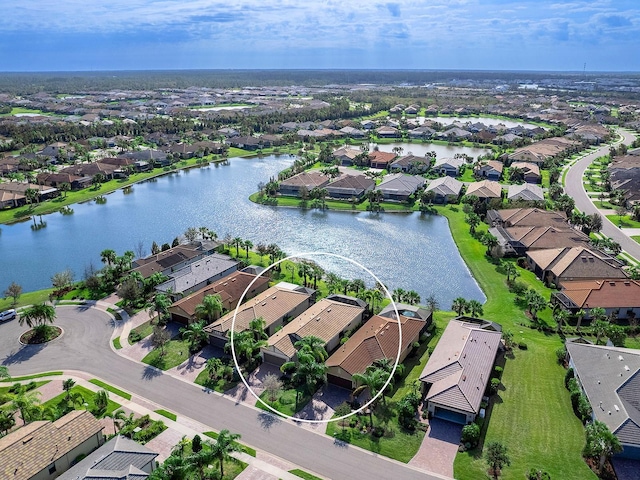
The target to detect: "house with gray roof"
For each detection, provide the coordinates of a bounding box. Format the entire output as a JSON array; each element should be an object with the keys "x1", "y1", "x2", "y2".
[
  {"x1": 419, "y1": 319, "x2": 502, "y2": 424},
  {"x1": 566, "y1": 341, "x2": 640, "y2": 459},
  {"x1": 507, "y1": 183, "x2": 545, "y2": 203},
  {"x1": 326, "y1": 174, "x2": 375, "y2": 200},
  {"x1": 433, "y1": 157, "x2": 465, "y2": 177},
  {"x1": 374, "y1": 173, "x2": 425, "y2": 202},
  {"x1": 156, "y1": 253, "x2": 239, "y2": 300},
  {"x1": 58, "y1": 435, "x2": 158, "y2": 480},
  {"x1": 278, "y1": 171, "x2": 330, "y2": 197},
  {"x1": 390, "y1": 154, "x2": 430, "y2": 173},
  {"x1": 425, "y1": 176, "x2": 463, "y2": 204}
]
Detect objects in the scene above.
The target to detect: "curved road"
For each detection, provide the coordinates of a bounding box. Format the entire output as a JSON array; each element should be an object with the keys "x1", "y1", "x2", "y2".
[
  {"x1": 564, "y1": 128, "x2": 640, "y2": 261},
  {"x1": 0, "y1": 306, "x2": 446, "y2": 480}
]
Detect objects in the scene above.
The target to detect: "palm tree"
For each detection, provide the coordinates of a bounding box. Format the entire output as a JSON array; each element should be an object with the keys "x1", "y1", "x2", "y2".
[
  {"x1": 62, "y1": 378, "x2": 75, "y2": 401},
  {"x1": 466, "y1": 299, "x2": 484, "y2": 318},
  {"x1": 295, "y1": 335, "x2": 328, "y2": 362},
  {"x1": 503, "y1": 262, "x2": 518, "y2": 284},
  {"x1": 405, "y1": 290, "x2": 421, "y2": 306},
  {"x1": 592, "y1": 319, "x2": 610, "y2": 345},
  {"x1": 291, "y1": 352, "x2": 328, "y2": 395},
  {"x1": 248, "y1": 316, "x2": 268, "y2": 342},
  {"x1": 370, "y1": 288, "x2": 384, "y2": 312},
  {"x1": 19, "y1": 303, "x2": 56, "y2": 338},
  {"x1": 466, "y1": 212, "x2": 481, "y2": 235},
  {"x1": 186, "y1": 442, "x2": 216, "y2": 479},
  {"x1": 452, "y1": 297, "x2": 468, "y2": 316},
  {"x1": 180, "y1": 321, "x2": 208, "y2": 353},
  {"x1": 210, "y1": 430, "x2": 243, "y2": 478},
  {"x1": 148, "y1": 294, "x2": 171, "y2": 324},
  {"x1": 584, "y1": 420, "x2": 623, "y2": 474},
  {"x1": 575, "y1": 308, "x2": 586, "y2": 331},
  {"x1": 108, "y1": 408, "x2": 129, "y2": 435},
  {"x1": 194, "y1": 294, "x2": 223, "y2": 324},
  {"x1": 553, "y1": 309, "x2": 569, "y2": 334},
  {"x1": 348, "y1": 278, "x2": 366, "y2": 296},
  {"x1": 392, "y1": 288, "x2": 406, "y2": 303},
  {"x1": 232, "y1": 237, "x2": 243, "y2": 256},
  {"x1": 94, "y1": 389, "x2": 109, "y2": 413},
  {"x1": 59, "y1": 182, "x2": 71, "y2": 198},
  {"x1": 242, "y1": 239, "x2": 253, "y2": 259},
  {"x1": 9, "y1": 389, "x2": 41, "y2": 425},
  {"x1": 298, "y1": 262, "x2": 313, "y2": 287},
  {"x1": 353, "y1": 366, "x2": 388, "y2": 413},
  {"x1": 524, "y1": 289, "x2": 546, "y2": 323}
]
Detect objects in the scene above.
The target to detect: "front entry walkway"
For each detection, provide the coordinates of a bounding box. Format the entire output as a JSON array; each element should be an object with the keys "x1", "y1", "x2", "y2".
[{"x1": 409, "y1": 418, "x2": 462, "y2": 478}]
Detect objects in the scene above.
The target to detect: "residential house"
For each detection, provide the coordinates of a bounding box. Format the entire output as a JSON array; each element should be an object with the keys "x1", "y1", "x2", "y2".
[
  {"x1": 57, "y1": 435, "x2": 158, "y2": 480},
  {"x1": 155, "y1": 253, "x2": 239, "y2": 300},
  {"x1": 375, "y1": 126, "x2": 400, "y2": 138},
  {"x1": 261, "y1": 298, "x2": 365, "y2": 366},
  {"x1": 0, "y1": 410, "x2": 104, "y2": 480},
  {"x1": 360, "y1": 120, "x2": 376, "y2": 130},
  {"x1": 229, "y1": 136, "x2": 261, "y2": 150},
  {"x1": 490, "y1": 225, "x2": 591, "y2": 257},
  {"x1": 326, "y1": 174, "x2": 375, "y2": 200},
  {"x1": 60, "y1": 162, "x2": 119, "y2": 180},
  {"x1": 331, "y1": 146, "x2": 362, "y2": 167},
  {"x1": 0, "y1": 182, "x2": 58, "y2": 201},
  {"x1": 526, "y1": 247, "x2": 628, "y2": 287},
  {"x1": 0, "y1": 190, "x2": 25, "y2": 208},
  {"x1": 475, "y1": 160, "x2": 504, "y2": 181},
  {"x1": 466, "y1": 180, "x2": 503, "y2": 200},
  {"x1": 204, "y1": 282, "x2": 316, "y2": 348},
  {"x1": 508, "y1": 137, "x2": 581, "y2": 166},
  {"x1": 425, "y1": 176, "x2": 463, "y2": 204},
  {"x1": 552, "y1": 279, "x2": 640, "y2": 320},
  {"x1": 122, "y1": 149, "x2": 169, "y2": 166},
  {"x1": 493, "y1": 133, "x2": 522, "y2": 145},
  {"x1": 278, "y1": 171, "x2": 330, "y2": 197},
  {"x1": 486, "y1": 207, "x2": 568, "y2": 229},
  {"x1": 408, "y1": 126, "x2": 436, "y2": 139},
  {"x1": 169, "y1": 271, "x2": 270, "y2": 324},
  {"x1": 566, "y1": 341, "x2": 640, "y2": 460},
  {"x1": 326, "y1": 312, "x2": 430, "y2": 389},
  {"x1": 35, "y1": 172, "x2": 91, "y2": 191},
  {"x1": 507, "y1": 183, "x2": 545, "y2": 203},
  {"x1": 509, "y1": 161, "x2": 541, "y2": 183},
  {"x1": 419, "y1": 319, "x2": 502, "y2": 424},
  {"x1": 433, "y1": 157, "x2": 465, "y2": 177},
  {"x1": 368, "y1": 151, "x2": 397, "y2": 170},
  {"x1": 440, "y1": 127, "x2": 472, "y2": 141},
  {"x1": 131, "y1": 244, "x2": 204, "y2": 279},
  {"x1": 390, "y1": 155, "x2": 430, "y2": 173},
  {"x1": 374, "y1": 173, "x2": 425, "y2": 202},
  {"x1": 339, "y1": 126, "x2": 366, "y2": 138}
]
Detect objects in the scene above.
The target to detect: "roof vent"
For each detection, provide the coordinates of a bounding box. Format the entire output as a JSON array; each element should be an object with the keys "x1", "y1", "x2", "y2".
[
  {"x1": 625, "y1": 365, "x2": 630, "y2": 371},
  {"x1": 614, "y1": 405, "x2": 620, "y2": 412},
  {"x1": 619, "y1": 355, "x2": 624, "y2": 361},
  {"x1": 261, "y1": 302, "x2": 267, "y2": 306}
]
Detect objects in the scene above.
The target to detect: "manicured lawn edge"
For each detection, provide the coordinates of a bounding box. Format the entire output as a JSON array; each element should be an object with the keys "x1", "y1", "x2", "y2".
[
  {"x1": 154, "y1": 409, "x2": 177, "y2": 421},
  {"x1": 112, "y1": 337, "x2": 122, "y2": 349},
  {"x1": 89, "y1": 379, "x2": 132, "y2": 400},
  {"x1": 289, "y1": 469, "x2": 324, "y2": 480},
  {"x1": 42, "y1": 385, "x2": 121, "y2": 417},
  {"x1": 1, "y1": 371, "x2": 63, "y2": 382}
]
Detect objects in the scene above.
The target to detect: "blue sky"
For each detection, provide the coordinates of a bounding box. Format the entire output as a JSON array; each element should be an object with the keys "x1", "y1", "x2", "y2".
[{"x1": 1, "y1": 0, "x2": 638, "y2": 72}]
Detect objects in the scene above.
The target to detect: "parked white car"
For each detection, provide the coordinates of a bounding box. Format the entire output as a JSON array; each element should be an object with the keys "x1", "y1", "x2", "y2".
[{"x1": 0, "y1": 309, "x2": 17, "y2": 322}]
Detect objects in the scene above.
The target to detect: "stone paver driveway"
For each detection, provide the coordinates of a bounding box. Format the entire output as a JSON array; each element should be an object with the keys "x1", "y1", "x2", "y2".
[{"x1": 409, "y1": 418, "x2": 462, "y2": 478}]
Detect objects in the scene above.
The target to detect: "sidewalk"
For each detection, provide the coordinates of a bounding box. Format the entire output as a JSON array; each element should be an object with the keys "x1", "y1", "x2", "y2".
[{"x1": 19, "y1": 372, "x2": 316, "y2": 480}]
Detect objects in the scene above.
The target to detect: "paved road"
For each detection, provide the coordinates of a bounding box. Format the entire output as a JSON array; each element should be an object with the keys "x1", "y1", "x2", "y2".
[
  {"x1": 564, "y1": 129, "x2": 640, "y2": 262},
  {"x1": 0, "y1": 306, "x2": 448, "y2": 480}
]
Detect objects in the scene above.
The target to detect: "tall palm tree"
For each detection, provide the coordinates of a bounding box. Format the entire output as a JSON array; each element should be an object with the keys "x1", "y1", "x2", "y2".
[
  {"x1": 503, "y1": 262, "x2": 518, "y2": 284},
  {"x1": 10, "y1": 389, "x2": 41, "y2": 425},
  {"x1": 405, "y1": 290, "x2": 421, "y2": 306},
  {"x1": 148, "y1": 294, "x2": 171, "y2": 324},
  {"x1": 466, "y1": 299, "x2": 484, "y2": 318},
  {"x1": 553, "y1": 309, "x2": 569, "y2": 334},
  {"x1": 295, "y1": 335, "x2": 328, "y2": 362},
  {"x1": 352, "y1": 366, "x2": 388, "y2": 414},
  {"x1": 297, "y1": 262, "x2": 312, "y2": 287},
  {"x1": 62, "y1": 378, "x2": 75, "y2": 401},
  {"x1": 392, "y1": 288, "x2": 406, "y2": 303},
  {"x1": 242, "y1": 239, "x2": 253, "y2": 259},
  {"x1": 248, "y1": 316, "x2": 268, "y2": 342},
  {"x1": 232, "y1": 237, "x2": 243, "y2": 256},
  {"x1": 348, "y1": 278, "x2": 366, "y2": 296},
  {"x1": 19, "y1": 303, "x2": 56, "y2": 337},
  {"x1": 180, "y1": 321, "x2": 208, "y2": 353},
  {"x1": 210, "y1": 430, "x2": 242, "y2": 478},
  {"x1": 575, "y1": 309, "x2": 586, "y2": 331},
  {"x1": 452, "y1": 297, "x2": 468, "y2": 316},
  {"x1": 370, "y1": 289, "x2": 384, "y2": 312},
  {"x1": 194, "y1": 294, "x2": 223, "y2": 324}
]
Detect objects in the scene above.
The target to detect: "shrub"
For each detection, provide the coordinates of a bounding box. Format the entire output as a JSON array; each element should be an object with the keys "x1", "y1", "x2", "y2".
[
  {"x1": 564, "y1": 368, "x2": 574, "y2": 389},
  {"x1": 555, "y1": 347, "x2": 567, "y2": 364},
  {"x1": 509, "y1": 280, "x2": 528, "y2": 296},
  {"x1": 493, "y1": 366, "x2": 503, "y2": 377},
  {"x1": 128, "y1": 331, "x2": 142, "y2": 343},
  {"x1": 461, "y1": 423, "x2": 480, "y2": 447},
  {"x1": 490, "y1": 378, "x2": 501, "y2": 394},
  {"x1": 518, "y1": 341, "x2": 528, "y2": 350},
  {"x1": 527, "y1": 468, "x2": 551, "y2": 480},
  {"x1": 577, "y1": 394, "x2": 592, "y2": 423},
  {"x1": 192, "y1": 434, "x2": 202, "y2": 453}
]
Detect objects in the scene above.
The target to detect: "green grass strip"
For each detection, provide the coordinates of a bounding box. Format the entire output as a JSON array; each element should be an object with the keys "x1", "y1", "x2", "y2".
[
  {"x1": 203, "y1": 432, "x2": 256, "y2": 457},
  {"x1": 1, "y1": 371, "x2": 63, "y2": 382},
  {"x1": 154, "y1": 409, "x2": 177, "y2": 421},
  {"x1": 89, "y1": 379, "x2": 132, "y2": 400},
  {"x1": 288, "y1": 469, "x2": 324, "y2": 480},
  {"x1": 112, "y1": 337, "x2": 122, "y2": 350}
]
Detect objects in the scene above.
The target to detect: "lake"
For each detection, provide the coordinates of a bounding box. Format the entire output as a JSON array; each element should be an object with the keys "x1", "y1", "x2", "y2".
[{"x1": 0, "y1": 153, "x2": 485, "y2": 308}]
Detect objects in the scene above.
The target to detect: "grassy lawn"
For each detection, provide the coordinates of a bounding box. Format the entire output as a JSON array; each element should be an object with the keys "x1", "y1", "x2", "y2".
[
  {"x1": 250, "y1": 192, "x2": 417, "y2": 213},
  {"x1": 257, "y1": 388, "x2": 312, "y2": 416},
  {"x1": 128, "y1": 319, "x2": 154, "y2": 343},
  {"x1": 155, "y1": 409, "x2": 177, "y2": 421},
  {"x1": 113, "y1": 337, "x2": 122, "y2": 349},
  {"x1": 606, "y1": 214, "x2": 640, "y2": 228},
  {"x1": 0, "y1": 287, "x2": 56, "y2": 311},
  {"x1": 325, "y1": 404, "x2": 426, "y2": 463},
  {"x1": 435, "y1": 205, "x2": 595, "y2": 480},
  {"x1": 89, "y1": 379, "x2": 131, "y2": 400},
  {"x1": 0, "y1": 371, "x2": 62, "y2": 382},
  {"x1": 141, "y1": 338, "x2": 191, "y2": 370},
  {"x1": 194, "y1": 369, "x2": 238, "y2": 393},
  {"x1": 203, "y1": 431, "x2": 257, "y2": 457},
  {"x1": 633, "y1": 236, "x2": 640, "y2": 244},
  {"x1": 42, "y1": 385, "x2": 121, "y2": 417},
  {"x1": 289, "y1": 469, "x2": 324, "y2": 480}
]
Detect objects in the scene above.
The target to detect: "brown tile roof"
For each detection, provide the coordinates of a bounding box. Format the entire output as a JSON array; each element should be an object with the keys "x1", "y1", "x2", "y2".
[
  {"x1": 504, "y1": 225, "x2": 591, "y2": 250},
  {"x1": 0, "y1": 410, "x2": 103, "y2": 480},
  {"x1": 510, "y1": 161, "x2": 540, "y2": 177},
  {"x1": 547, "y1": 247, "x2": 627, "y2": 279},
  {"x1": 204, "y1": 284, "x2": 312, "y2": 336},
  {"x1": 279, "y1": 171, "x2": 330, "y2": 189},
  {"x1": 266, "y1": 299, "x2": 364, "y2": 359},
  {"x1": 326, "y1": 314, "x2": 425, "y2": 376},
  {"x1": 420, "y1": 320, "x2": 501, "y2": 415},
  {"x1": 170, "y1": 271, "x2": 270, "y2": 319},
  {"x1": 327, "y1": 174, "x2": 375, "y2": 192},
  {"x1": 558, "y1": 279, "x2": 640, "y2": 309},
  {"x1": 368, "y1": 151, "x2": 396, "y2": 166}
]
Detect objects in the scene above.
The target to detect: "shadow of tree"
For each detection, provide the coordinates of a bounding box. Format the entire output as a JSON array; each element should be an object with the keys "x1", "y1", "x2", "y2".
[
  {"x1": 141, "y1": 365, "x2": 163, "y2": 381},
  {"x1": 257, "y1": 412, "x2": 281, "y2": 430},
  {"x1": 2, "y1": 343, "x2": 46, "y2": 365}
]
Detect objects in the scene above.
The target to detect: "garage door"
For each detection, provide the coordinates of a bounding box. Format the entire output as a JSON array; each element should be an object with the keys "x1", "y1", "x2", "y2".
[
  {"x1": 434, "y1": 407, "x2": 467, "y2": 424},
  {"x1": 262, "y1": 352, "x2": 286, "y2": 367},
  {"x1": 328, "y1": 374, "x2": 353, "y2": 389}
]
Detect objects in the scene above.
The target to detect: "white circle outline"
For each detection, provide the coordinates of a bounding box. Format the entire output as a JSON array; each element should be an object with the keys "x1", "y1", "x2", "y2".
[{"x1": 230, "y1": 251, "x2": 401, "y2": 424}]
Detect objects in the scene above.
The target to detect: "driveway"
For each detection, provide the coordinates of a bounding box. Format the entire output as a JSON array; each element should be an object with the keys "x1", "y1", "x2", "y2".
[{"x1": 409, "y1": 419, "x2": 462, "y2": 479}]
